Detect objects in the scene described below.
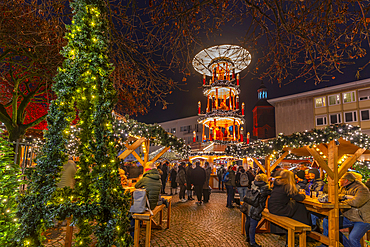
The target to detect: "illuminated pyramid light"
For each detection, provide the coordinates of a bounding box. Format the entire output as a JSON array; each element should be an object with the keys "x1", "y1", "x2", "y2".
[{"x1": 193, "y1": 44, "x2": 251, "y2": 143}]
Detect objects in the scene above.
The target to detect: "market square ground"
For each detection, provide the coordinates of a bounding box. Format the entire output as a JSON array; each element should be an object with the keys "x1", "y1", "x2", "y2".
[{"x1": 44, "y1": 191, "x2": 333, "y2": 247}]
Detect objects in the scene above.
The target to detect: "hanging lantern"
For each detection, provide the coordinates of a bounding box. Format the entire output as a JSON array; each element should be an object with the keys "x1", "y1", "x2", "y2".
[
  {"x1": 193, "y1": 131, "x2": 196, "y2": 142},
  {"x1": 198, "y1": 101, "x2": 201, "y2": 114},
  {"x1": 203, "y1": 74, "x2": 206, "y2": 85},
  {"x1": 241, "y1": 127, "x2": 244, "y2": 142},
  {"x1": 237, "y1": 74, "x2": 239, "y2": 85},
  {"x1": 242, "y1": 102, "x2": 245, "y2": 115},
  {"x1": 247, "y1": 132, "x2": 250, "y2": 144},
  {"x1": 236, "y1": 96, "x2": 239, "y2": 110}
]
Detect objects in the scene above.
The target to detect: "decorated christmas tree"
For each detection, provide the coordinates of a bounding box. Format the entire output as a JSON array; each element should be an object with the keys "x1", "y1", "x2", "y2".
[
  {"x1": 16, "y1": 0, "x2": 131, "y2": 246},
  {"x1": 0, "y1": 131, "x2": 23, "y2": 245}
]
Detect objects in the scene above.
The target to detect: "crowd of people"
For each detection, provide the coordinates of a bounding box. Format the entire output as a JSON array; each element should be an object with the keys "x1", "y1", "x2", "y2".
[
  {"x1": 130, "y1": 160, "x2": 370, "y2": 247},
  {"x1": 239, "y1": 164, "x2": 370, "y2": 247}
]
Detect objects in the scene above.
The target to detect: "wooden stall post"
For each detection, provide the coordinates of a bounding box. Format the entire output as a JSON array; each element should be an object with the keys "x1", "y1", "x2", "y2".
[{"x1": 327, "y1": 141, "x2": 339, "y2": 247}]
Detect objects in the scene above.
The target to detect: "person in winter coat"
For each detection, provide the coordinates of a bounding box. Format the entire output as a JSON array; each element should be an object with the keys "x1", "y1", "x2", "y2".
[
  {"x1": 244, "y1": 174, "x2": 272, "y2": 247},
  {"x1": 225, "y1": 165, "x2": 236, "y2": 208},
  {"x1": 318, "y1": 172, "x2": 370, "y2": 247},
  {"x1": 268, "y1": 170, "x2": 309, "y2": 247},
  {"x1": 191, "y1": 161, "x2": 206, "y2": 205},
  {"x1": 134, "y1": 163, "x2": 162, "y2": 210},
  {"x1": 235, "y1": 167, "x2": 249, "y2": 201},
  {"x1": 202, "y1": 162, "x2": 212, "y2": 203},
  {"x1": 304, "y1": 168, "x2": 327, "y2": 230},
  {"x1": 186, "y1": 162, "x2": 194, "y2": 201},
  {"x1": 169, "y1": 164, "x2": 178, "y2": 195},
  {"x1": 160, "y1": 161, "x2": 169, "y2": 194},
  {"x1": 176, "y1": 162, "x2": 187, "y2": 202},
  {"x1": 305, "y1": 168, "x2": 327, "y2": 195}
]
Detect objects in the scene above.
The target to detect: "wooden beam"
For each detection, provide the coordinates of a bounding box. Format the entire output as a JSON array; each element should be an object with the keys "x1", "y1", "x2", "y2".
[
  {"x1": 143, "y1": 140, "x2": 150, "y2": 165},
  {"x1": 118, "y1": 137, "x2": 146, "y2": 160},
  {"x1": 338, "y1": 148, "x2": 366, "y2": 179},
  {"x1": 270, "y1": 151, "x2": 289, "y2": 172},
  {"x1": 149, "y1": 147, "x2": 170, "y2": 165},
  {"x1": 252, "y1": 158, "x2": 265, "y2": 174},
  {"x1": 131, "y1": 151, "x2": 144, "y2": 165},
  {"x1": 305, "y1": 146, "x2": 334, "y2": 180}
]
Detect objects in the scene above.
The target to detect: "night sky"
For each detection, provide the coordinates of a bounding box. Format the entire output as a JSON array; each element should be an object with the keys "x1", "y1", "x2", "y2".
[{"x1": 135, "y1": 24, "x2": 370, "y2": 135}]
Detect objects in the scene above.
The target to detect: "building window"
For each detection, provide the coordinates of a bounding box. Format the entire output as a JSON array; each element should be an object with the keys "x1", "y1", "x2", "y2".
[
  {"x1": 328, "y1": 94, "x2": 340, "y2": 106},
  {"x1": 171, "y1": 128, "x2": 176, "y2": 134},
  {"x1": 316, "y1": 115, "x2": 327, "y2": 126},
  {"x1": 344, "y1": 111, "x2": 357, "y2": 123},
  {"x1": 329, "y1": 113, "x2": 342, "y2": 125},
  {"x1": 343, "y1": 91, "x2": 356, "y2": 103},
  {"x1": 165, "y1": 128, "x2": 169, "y2": 132},
  {"x1": 358, "y1": 88, "x2": 370, "y2": 101},
  {"x1": 360, "y1": 109, "x2": 370, "y2": 121},
  {"x1": 315, "y1": 97, "x2": 326, "y2": 108}
]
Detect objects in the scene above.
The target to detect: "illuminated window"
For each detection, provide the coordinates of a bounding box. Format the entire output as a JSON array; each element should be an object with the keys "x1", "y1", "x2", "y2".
[
  {"x1": 316, "y1": 115, "x2": 327, "y2": 126},
  {"x1": 315, "y1": 97, "x2": 326, "y2": 108},
  {"x1": 329, "y1": 113, "x2": 342, "y2": 125},
  {"x1": 328, "y1": 94, "x2": 340, "y2": 106},
  {"x1": 343, "y1": 91, "x2": 356, "y2": 103},
  {"x1": 344, "y1": 111, "x2": 357, "y2": 123}
]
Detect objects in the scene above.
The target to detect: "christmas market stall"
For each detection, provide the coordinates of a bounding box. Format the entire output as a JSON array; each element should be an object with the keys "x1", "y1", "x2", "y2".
[
  {"x1": 227, "y1": 124, "x2": 370, "y2": 247},
  {"x1": 116, "y1": 117, "x2": 190, "y2": 171}
]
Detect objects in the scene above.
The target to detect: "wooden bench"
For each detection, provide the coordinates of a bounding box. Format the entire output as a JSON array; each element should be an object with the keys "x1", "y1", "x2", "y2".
[
  {"x1": 132, "y1": 196, "x2": 172, "y2": 247},
  {"x1": 241, "y1": 209, "x2": 311, "y2": 247}
]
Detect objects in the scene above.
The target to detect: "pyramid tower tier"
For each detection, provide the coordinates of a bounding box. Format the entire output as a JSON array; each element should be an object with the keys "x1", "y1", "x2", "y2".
[
  {"x1": 203, "y1": 86, "x2": 240, "y2": 98},
  {"x1": 192, "y1": 44, "x2": 251, "y2": 76},
  {"x1": 198, "y1": 116, "x2": 244, "y2": 142},
  {"x1": 203, "y1": 86, "x2": 241, "y2": 112}
]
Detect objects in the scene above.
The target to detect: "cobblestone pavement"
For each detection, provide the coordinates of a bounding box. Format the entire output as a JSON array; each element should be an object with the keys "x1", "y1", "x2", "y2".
[{"x1": 44, "y1": 190, "x2": 328, "y2": 247}]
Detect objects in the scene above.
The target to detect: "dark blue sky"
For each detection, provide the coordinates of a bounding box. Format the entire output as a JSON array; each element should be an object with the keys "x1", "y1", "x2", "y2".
[{"x1": 135, "y1": 23, "x2": 370, "y2": 134}]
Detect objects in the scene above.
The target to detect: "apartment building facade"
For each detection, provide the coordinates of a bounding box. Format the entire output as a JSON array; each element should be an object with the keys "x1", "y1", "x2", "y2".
[
  {"x1": 268, "y1": 78, "x2": 370, "y2": 136},
  {"x1": 158, "y1": 116, "x2": 205, "y2": 144}
]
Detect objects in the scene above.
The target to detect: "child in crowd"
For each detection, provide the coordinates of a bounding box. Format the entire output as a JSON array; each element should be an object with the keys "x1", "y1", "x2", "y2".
[{"x1": 244, "y1": 173, "x2": 271, "y2": 247}]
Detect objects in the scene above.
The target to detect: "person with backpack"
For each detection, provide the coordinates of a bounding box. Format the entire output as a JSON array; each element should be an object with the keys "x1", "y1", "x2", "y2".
[
  {"x1": 236, "y1": 167, "x2": 249, "y2": 201},
  {"x1": 224, "y1": 165, "x2": 236, "y2": 208},
  {"x1": 217, "y1": 165, "x2": 226, "y2": 191},
  {"x1": 243, "y1": 173, "x2": 272, "y2": 247}
]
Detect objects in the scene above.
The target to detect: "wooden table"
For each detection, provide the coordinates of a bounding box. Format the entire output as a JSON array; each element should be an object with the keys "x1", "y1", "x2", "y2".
[
  {"x1": 302, "y1": 197, "x2": 351, "y2": 246},
  {"x1": 132, "y1": 196, "x2": 172, "y2": 247}
]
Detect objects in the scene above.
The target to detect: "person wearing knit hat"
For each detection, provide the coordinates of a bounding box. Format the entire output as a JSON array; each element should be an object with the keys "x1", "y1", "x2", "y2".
[
  {"x1": 295, "y1": 170, "x2": 307, "y2": 190},
  {"x1": 318, "y1": 172, "x2": 370, "y2": 247}
]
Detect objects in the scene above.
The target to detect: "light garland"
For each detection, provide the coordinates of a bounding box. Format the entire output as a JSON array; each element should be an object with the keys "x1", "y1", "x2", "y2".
[{"x1": 226, "y1": 124, "x2": 370, "y2": 160}]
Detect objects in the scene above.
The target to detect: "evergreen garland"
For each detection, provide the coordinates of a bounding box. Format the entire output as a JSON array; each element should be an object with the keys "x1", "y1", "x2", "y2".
[
  {"x1": 226, "y1": 124, "x2": 370, "y2": 159},
  {"x1": 15, "y1": 0, "x2": 131, "y2": 246},
  {"x1": 0, "y1": 131, "x2": 23, "y2": 245}
]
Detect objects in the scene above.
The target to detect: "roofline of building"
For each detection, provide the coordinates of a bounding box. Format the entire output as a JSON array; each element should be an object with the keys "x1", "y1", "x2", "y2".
[
  {"x1": 157, "y1": 115, "x2": 199, "y2": 125},
  {"x1": 268, "y1": 77, "x2": 370, "y2": 105}
]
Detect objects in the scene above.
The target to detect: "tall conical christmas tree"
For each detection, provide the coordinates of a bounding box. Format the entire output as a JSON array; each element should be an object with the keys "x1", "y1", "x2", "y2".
[{"x1": 16, "y1": 0, "x2": 131, "y2": 246}]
